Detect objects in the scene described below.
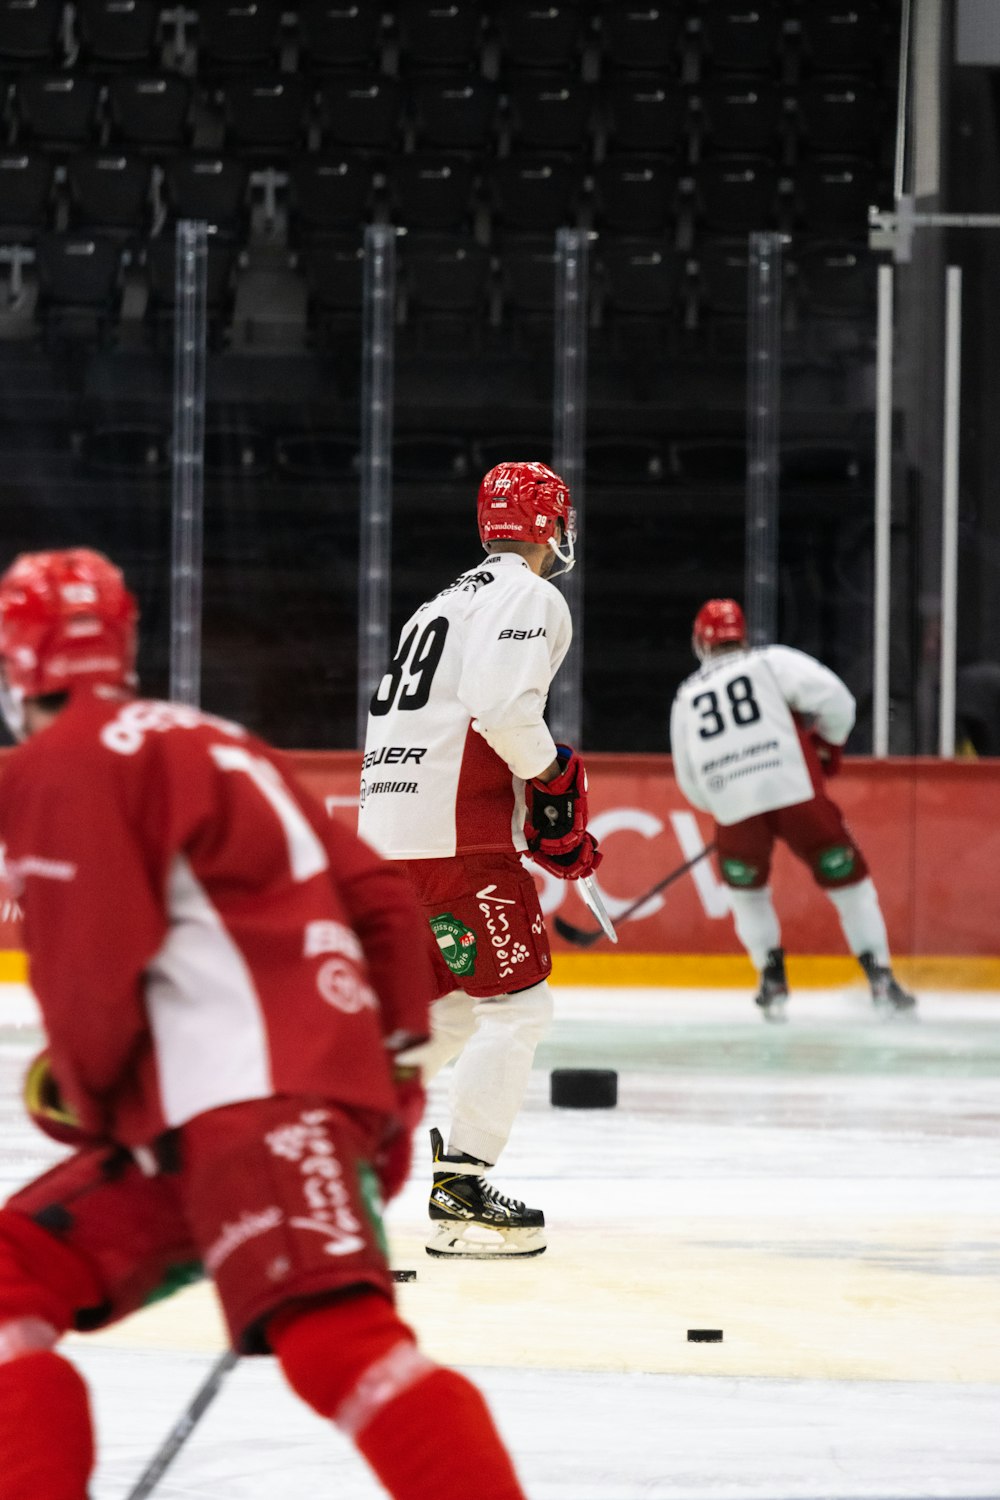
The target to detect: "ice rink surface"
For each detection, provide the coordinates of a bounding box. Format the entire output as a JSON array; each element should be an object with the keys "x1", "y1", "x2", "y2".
[{"x1": 1, "y1": 980, "x2": 999, "y2": 1500}]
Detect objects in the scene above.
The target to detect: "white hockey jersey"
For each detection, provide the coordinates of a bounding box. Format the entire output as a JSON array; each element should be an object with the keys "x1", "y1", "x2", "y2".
[
  {"x1": 358, "y1": 553, "x2": 572, "y2": 859},
  {"x1": 669, "y1": 644, "x2": 856, "y2": 826}
]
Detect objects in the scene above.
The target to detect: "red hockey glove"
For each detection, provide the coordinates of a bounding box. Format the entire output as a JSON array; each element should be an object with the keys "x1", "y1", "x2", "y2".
[
  {"x1": 811, "y1": 734, "x2": 843, "y2": 778},
  {"x1": 23, "y1": 1050, "x2": 102, "y2": 1147},
  {"x1": 374, "y1": 1066, "x2": 426, "y2": 1202},
  {"x1": 525, "y1": 745, "x2": 603, "y2": 881}
]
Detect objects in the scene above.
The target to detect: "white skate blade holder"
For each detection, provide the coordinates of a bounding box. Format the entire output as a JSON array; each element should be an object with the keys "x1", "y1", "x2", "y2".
[{"x1": 426, "y1": 1221, "x2": 547, "y2": 1259}]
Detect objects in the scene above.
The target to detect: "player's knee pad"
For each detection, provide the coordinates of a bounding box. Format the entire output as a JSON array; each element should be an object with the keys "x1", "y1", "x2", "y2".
[
  {"x1": 0, "y1": 1209, "x2": 102, "y2": 1334},
  {"x1": 720, "y1": 856, "x2": 767, "y2": 890},
  {"x1": 810, "y1": 842, "x2": 867, "y2": 888},
  {"x1": 477, "y1": 979, "x2": 553, "y2": 1045},
  {"x1": 270, "y1": 1288, "x2": 435, "y2": 1432}
]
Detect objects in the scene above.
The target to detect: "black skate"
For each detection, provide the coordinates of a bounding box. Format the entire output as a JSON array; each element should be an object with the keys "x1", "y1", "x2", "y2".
[
  {"x1": 425, "y1": 1127, "x2": 546, "y2": 1259},
  {"x1": 754, "y1": 947, "x2": 788, "y2": 1023},
  {"x1": 859, "y1": 952, "x2": 917, "y2": 1018}
]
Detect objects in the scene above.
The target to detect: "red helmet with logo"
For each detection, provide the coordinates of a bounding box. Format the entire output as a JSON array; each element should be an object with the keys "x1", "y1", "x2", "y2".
[
  {"x1": 476, "y1": 460, "x2": 575, "y2": 574},
  {"x1": 692, "y1": 598, "x2": 747, "y2": 661},
  {"x1": 0, "y1": 548, "x2": 138, "y2": 737}
]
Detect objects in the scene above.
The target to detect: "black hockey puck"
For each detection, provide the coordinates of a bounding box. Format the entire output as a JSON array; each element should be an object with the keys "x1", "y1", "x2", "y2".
[
  {"x1": 392, "y1": 1269, "x2": 417, "y2": 1283},
  {"x1": 687, "y1": 1329, "x2": 723, "y2": 1342},
  {"x1": 550, "y1": 1068, "x2": 618, "y2": 1109}
]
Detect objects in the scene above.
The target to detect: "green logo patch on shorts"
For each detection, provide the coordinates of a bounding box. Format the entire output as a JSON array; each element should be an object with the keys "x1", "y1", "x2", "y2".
[
  {"x1": 722, "y1": 857, "x2": 759, "y2": 887},
  {"x1": 430, "y1": 913, "x2": 478, "y2": 976},
  {"x1": 818, "y1": 845, "x2": 856, "y2": 881}
]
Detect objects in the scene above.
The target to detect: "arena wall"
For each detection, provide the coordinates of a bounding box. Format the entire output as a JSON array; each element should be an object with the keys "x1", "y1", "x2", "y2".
[{"x1": 2, "y1": 754, "x2": 997, "y2": 987}]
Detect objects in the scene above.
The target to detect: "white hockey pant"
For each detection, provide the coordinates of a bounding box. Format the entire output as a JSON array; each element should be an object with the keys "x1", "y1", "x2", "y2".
[{"x1": 400, "y1": 982, "x2": 554, "y2": 1167}]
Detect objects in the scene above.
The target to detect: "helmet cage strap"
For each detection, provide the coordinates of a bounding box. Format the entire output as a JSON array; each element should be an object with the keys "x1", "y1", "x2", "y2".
[{"x1": 546, "y1": 527, "x2": 575, "y2": 578}]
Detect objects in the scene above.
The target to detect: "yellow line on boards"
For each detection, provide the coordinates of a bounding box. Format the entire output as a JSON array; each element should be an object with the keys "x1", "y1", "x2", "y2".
[
  {"x1": 0, "y1": 952, "x2": 27, "y2": 983},
  {"x1": 550, "y1": 952, "x2": 1000, "y2": 989},
  {"x1": 3, "y1": 950, "x2": 1000, "y2": 989}
]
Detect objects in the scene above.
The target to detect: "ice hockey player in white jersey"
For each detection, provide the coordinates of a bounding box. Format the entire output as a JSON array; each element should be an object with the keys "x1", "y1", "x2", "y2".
[
  {"x1": 670, "y1": 599, "x2": 915, "y2": 1021},
  {"x1": 359, "y1": 460, "x2": 601, "y2": 1256}
]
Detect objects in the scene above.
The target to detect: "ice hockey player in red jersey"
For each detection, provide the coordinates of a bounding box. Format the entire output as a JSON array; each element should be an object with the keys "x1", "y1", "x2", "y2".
[
  {"x1": 670, "y1": 598, "x2": 916, "y2": 1022},
  {"x1": 359, "y1": 461, "x2": 600, "y2": 1258},
  {"x1": 0, "y1": 548, "x2": 528, "y2": 1500}
]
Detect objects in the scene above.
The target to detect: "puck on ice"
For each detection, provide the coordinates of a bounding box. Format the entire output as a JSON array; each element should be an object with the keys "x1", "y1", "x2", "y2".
[
  {"x1": 392, "y1": 1269, "x2": 417, "y2": 1283},
  {"x1": 549, "y1": 1068, "x2": 618, "y2": 1109},
  {"x1": 687, "y1": 1329, "x2": 723, "y2": 1342}
]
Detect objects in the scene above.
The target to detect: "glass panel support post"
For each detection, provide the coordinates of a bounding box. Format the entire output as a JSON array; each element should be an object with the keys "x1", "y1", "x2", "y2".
[
  {"x1": 355, "y1": 223, "x2": 395, "y2": 750},
  {"x1": 549, "y1": 227, "x2": 590, "y2": 748},
  {"x1": 939, "y1": 265, "x2": 962, "y2": 758},
  {"x1": 745, "y1": 231, "x2": 783, "y2": 648},
  {"x1": 356, "y1": 224, "x2": 396, "y2": 747},
  {"x1": 873, "y1": 264, "x2": 894, "y2": 757},
  {"x1": 170, "y1": 219, "x2": 208, "y2": 707}
]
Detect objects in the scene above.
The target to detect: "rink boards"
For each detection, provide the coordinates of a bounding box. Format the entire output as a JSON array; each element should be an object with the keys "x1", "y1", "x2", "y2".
[{"x1": 2, "y1": 751, "x2": 999, "y2": 985}]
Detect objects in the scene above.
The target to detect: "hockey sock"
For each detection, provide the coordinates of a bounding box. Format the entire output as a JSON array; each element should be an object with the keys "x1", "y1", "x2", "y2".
[
  {"x1": 0, "y1": 1348, "x2": 95, "y2": 1500},
  {"x1": 0, "y1": 1210, "x2": 105, "y2": 1499},
  {"x1": 727, "y1": 887, "x2": 782, "y2": 972},
  {"x1": 356, "y1": 1364, "x2": 526, "y2": 1500},
  {"x1": 271, "y1": 1291, "x2": 526, "y2": 1499},
  {"x1": 825, "y1": 877, "x2": 890, "y2": 964},
  {"x1": 448, "y1": 980, "x2": 554, "y2": 1165}
]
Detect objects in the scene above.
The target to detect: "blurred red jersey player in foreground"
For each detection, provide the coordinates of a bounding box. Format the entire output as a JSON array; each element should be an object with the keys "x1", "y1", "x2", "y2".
[{"x1": 0, "y1": 547, "x2": 527, "y2": 1500}]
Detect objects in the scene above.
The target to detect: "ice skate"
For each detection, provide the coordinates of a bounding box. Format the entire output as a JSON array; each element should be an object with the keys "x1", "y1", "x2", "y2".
[
  {"x1": 425, "y1": 1128, "x2": 546, "y2": 1258},
  {"x1": 754, "y1": 947, "x2": 788, "y2": 1023},
  {"x1": 859, "y1": 952, "x2": 917, "y2": 1018}
]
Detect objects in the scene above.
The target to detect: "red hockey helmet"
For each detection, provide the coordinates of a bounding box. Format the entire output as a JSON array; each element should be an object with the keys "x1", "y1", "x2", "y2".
[
  {"x1": 692, "y1": 598, "x2": 747, "y2": 661},
  {"x1": 476, "y1": 460, "x2": 575, "y2": 574},
  {"x1": 0, "y1": 548, "x2": 138, "y2": 737}
]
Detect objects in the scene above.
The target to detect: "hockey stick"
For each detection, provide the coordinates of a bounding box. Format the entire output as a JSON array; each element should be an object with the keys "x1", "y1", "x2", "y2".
[
  {"x1": 125, "y1": 1348, "x2": 239, "y2": 1500},
  {"x1": 553, "y1": 842, "x2": 717, "y2": 948},
  {"x1": 121, "y1": 1267, "x2": 416, "y2": 1497}
]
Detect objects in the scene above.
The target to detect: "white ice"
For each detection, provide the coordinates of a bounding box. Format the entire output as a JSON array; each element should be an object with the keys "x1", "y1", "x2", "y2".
[{"x1": 2, "y1": 981, "x2": 999, "y2": 1500}]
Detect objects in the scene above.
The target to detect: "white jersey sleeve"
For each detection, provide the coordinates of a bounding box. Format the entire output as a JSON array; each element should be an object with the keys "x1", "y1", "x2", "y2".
[
  {"x1": 670, "y1": 645, "x2": 833, "y2": 825},
  {"x1": 763, "y1": 645, "x2": 856, "y2": 746},
  {"x1": 459, "y1": 568, "x2": 571, "y2": 776}
]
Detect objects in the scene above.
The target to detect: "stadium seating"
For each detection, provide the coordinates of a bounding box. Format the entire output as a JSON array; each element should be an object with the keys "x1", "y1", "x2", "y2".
[
  {"x1": 0, "y1": 149, "x2": 54, "y2": 242},
  {"x1": 396, "y1": 2, "x2": 484, "y2": 73},
  {"x1": 106, "y1": 74, "x2": 192, "y2": 149},
  {"x1": 0, "y1": 0, "x2": 900, "y2": 761},
  {"x1": 597, "y1": 6, "x2": 685, "y2": 75},
  {"x1": 67, "y1": 151, "x2": 153, "y2": 241},
  {"x1": 34, "y1": 230, "x2": 123, "y2": 342},
  {"x1": 386, "y1": 152, "x2": 477, "y2": 234},
  {"x1": 0, "y1": 0, "x2": 63, "y2": 68},
  {"x1": 75, "y1": 0, "x2": 161, "y2": 70}
]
